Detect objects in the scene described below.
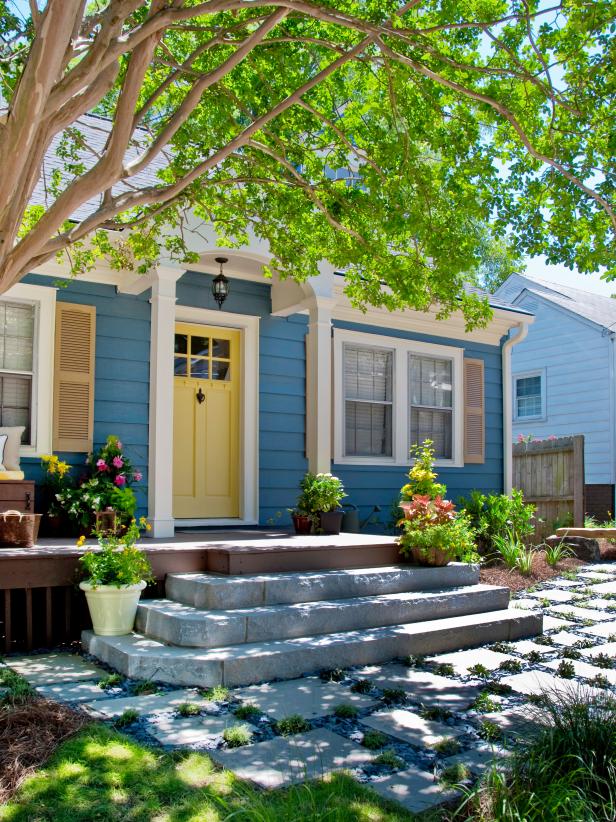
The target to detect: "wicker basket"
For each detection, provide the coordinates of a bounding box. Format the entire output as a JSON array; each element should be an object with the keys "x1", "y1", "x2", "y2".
[{"x1": 0, "y1": 510, "x2": 42, "y2": 548}]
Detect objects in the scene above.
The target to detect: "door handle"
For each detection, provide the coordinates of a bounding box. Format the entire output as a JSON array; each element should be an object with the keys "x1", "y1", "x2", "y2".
[{"x1": 196, "y1": 387, "x2": 206, "y2": 404}]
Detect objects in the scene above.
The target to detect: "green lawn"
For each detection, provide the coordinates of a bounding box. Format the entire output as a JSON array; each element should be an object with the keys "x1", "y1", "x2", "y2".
[{"x1": 0, "y1": 724, "x2": 426, "y2": 822}]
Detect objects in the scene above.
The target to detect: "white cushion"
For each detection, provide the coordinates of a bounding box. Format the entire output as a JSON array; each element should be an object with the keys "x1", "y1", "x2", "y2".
[{"x1": 0, "y1": 427, "x2": 25, "y2": 471}]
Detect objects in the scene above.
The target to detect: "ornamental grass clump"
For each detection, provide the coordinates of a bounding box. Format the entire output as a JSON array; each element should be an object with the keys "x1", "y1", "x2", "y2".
[{"x1": 397, "y1": 440, "x2": 478, "y2": 566}]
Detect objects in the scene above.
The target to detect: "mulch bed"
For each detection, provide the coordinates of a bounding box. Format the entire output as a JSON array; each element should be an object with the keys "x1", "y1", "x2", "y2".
[
  {"x1": 0, "y1": 698, "x2": 89, "y2": 803},
  {"x1": 480, "y1": 552, "x2": 584, "y2": 593}
]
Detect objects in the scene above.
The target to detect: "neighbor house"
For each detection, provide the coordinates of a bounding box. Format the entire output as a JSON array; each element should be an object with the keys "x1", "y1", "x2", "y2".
[
  {"x1": 1, "y1": 230, "x2": 533, "y2": 537},
  {"x1": 495, "y1": 273, "x2": 616, "y2": 520}
]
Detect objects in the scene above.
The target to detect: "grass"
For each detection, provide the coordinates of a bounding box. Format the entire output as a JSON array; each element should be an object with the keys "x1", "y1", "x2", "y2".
[
  {"x1": 498, "y1": 659, "x2": 522, "y2": 674},
  {"x1": 199, "y1": 685, "x2": 230, "y2": 702},
  {"x1": 419, "y1": 706, "x2": 452, "y2": 722},
  {"x1": 361, "y1": 730, "x2": 388, "y2": 750},
  {"x1": 460, "y1": 689, "x2": 616, "y2": 821},
  {"x1": 381, "y1": 688, "x2": 407, "y2": 705},
  {"x1": 557, "y1": 660, "x2": 576, "y2": 679},
  {"x1": 544, "y1": 542, "x2": 574, "y2": 567},
  {"x1": 0, "y1": 724, "x2": 413, "y2": 822},
  {"x1": 594, "y1": 653, "x2": 614, "y2": 669},
  {"x1": 350, "y1": 679, "x2": 372, "y2": 694},
  {"x1": 467, "y1": 663, "x2": 493, "y2": 681},
  {"x1": 472, "y1": 691, "x2": 499, "y2": 714},
  {"x1": 432, "y1": 663, "x2": 455, "y2": 677},
  {"x1": 525, "y1": 650, "x2": 543, "y2": 663},
  {"x1": 222, "y1": 725, "x2": 252, "y2": 748},
  {"x1": 233, "y1": 704, "x2": 261, "y2": 720},
  {"x1": 131, "y1": 680, "x2": 160, "y2": 696},
  {"x1": 318, "y1": 668, "x2": 345, "y2": 682},
  {"x1": 97, "y1": 673, "x2": 123, "y2": 690},
  {"x1": 177, "y1": 702, "x2": 201, "y2": 717},
  {"x1": 489, "y1": 642, "x2": 513, "y2": 654},
  {"x1": 274, "y1": 715, "x2": 310, "y2": 736},
  {"x1": 332, "y1": 703, "x2": 359, "y2": 719},
  {"x1": 515, "y1": 546, "x2": 535, "y2": 576},
  {"x1": 373, "y1": 750, "x2": 404, "y2": 769},
  {"x1": 113, "y1": 709, "x2": 139, "y2": 728},
  {"x1": 0, "y1": 669, "x2": 34, "y2": 707},
  {"x1": 431, "y1": 737, "x2": 461, "y2": 756},
  {"x1": 492, "y1": 532, "x2": 523, "y2": 570},
  {"x1": 562, "y1": 648, "x2": 582, "y2": 660},
  {"x1": 440, "y1": 761, "x2": 471, "y2": 784}
]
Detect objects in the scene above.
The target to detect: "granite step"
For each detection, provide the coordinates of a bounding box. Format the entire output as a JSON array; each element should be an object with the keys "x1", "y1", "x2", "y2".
[
  {"x1": 135, "y1": 584, "x2": 510, "y2": 649},
  {"x1": 165, "y1": 564, "x2": 479, "y2": 610},
  {"x1": 83, "y1": 608, "x2": 542, "y2": 688}
]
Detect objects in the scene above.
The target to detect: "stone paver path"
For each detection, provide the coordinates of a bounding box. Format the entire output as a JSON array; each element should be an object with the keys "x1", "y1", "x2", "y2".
[{"x1": 4, "y1": 560, "x2": 616, "y2": 817}]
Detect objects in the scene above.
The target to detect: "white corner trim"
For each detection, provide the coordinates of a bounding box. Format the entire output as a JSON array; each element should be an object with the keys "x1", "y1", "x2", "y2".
[
  {"x1": 174, "y1": 304, "x2": 260, "y2": 525},
  {"x1": 502, "y1": 322, "x2": 530, "y2": 493},
  {"x1": 2, "y1": 282, "x2": 56, "y2": 457},
  {"x1": 333, "y1": 327, "x2": 464, "y2": 468}
]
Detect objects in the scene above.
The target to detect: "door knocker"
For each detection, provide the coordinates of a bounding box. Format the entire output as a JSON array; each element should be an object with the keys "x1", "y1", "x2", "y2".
[{"x1": 196, "y1": 387, "x2": 206, "y2": 404}]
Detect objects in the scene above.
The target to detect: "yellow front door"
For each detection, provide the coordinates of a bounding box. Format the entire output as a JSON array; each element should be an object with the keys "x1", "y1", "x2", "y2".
[{"x1": 173, "y1": 323, "x2": 240, "y2": 519}]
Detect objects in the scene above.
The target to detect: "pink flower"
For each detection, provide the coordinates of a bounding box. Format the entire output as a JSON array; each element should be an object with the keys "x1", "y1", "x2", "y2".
[
  {"x1": 517, "y1": 433, "x2": 524, "y2": 443},
  {"x1": 116, "y1": 440, "x2": 123, "y2": 449},
  {"x1": 114, "y1": 474, "x2": 126, "y2": 486},
  {"x1": 133, "y1": 471, "x2": 143, "y2": 482},
  {"x1": 532, "y1": 438, "x2": 541, "y2": 443},
  {"x1": 547, "y1": 435, "x2": 557, "y2": 441},
  {"x1": 112, "y1": 456, "x2": 124, "y2": 469},
  {"x1": 96, "y1": 459, "x2": 108, "y2": 471}
]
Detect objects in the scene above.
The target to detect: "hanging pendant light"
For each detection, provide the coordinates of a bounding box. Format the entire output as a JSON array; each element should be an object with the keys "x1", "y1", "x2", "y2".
[{"x1": 212, "y1": 257, "x2": 230, "y2": 309}]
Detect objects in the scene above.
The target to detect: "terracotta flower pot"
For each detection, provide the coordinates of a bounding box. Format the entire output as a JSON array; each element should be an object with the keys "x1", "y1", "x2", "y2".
[
  {"x1": 318, "y1": 510, "x2": 343, "y2": 535},
  {"x1": 292, "y1": 513, "x2": 313, "y2": 535},
  {"x1": 409, "y1": 545, "x2": 450, "y2": 567}
]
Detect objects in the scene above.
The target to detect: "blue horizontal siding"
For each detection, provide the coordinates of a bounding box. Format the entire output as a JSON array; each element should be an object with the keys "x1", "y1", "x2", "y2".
[
  {"x1": 20, "y1": 274, "x2": 150, "y2": 518},
  {"x1": 331, "y1": 319, "x2": 504, "y2": 532}
]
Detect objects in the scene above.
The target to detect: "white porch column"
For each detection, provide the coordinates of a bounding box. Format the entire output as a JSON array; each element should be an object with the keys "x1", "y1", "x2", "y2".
[
  {"x1": 306, "y1": 296, "x2": 336, "y2": 473},
  {"x1": 148, "y1": 266, "x2": 184, "y2": 537}
]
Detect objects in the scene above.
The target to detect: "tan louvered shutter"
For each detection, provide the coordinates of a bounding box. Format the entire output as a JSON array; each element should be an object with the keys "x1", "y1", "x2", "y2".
[
  {"x1": 53, "y1": 302, "x2": 96, "y2": 452},
  {"x1": 464, "y1": 358, "x2": 484, "y2": 464}
]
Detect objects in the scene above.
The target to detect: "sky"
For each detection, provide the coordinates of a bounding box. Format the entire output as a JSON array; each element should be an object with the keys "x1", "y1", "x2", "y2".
[{"x1": 522, "y1": 257, "x2": 614, "y2": 297}]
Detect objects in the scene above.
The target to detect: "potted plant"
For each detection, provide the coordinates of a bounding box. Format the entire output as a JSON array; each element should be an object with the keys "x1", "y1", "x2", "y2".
[
  {"x1": 397, "y1": 440, "x2": 478, "y2": 567},
  {"x1": 78, "y1": 516, "x2": 153, "y2": 636},
  {"x1": 288, "y1": 508, "x2": 313, "y2": 535},
  {"x1": 40, "y1": 454, "x2": 73, "y2": 535},
  {"x1": 298, "y1": 472, "x2": 346, "y2": 534},
  {"x1": 397, "y1": 495, "x2": 478, "y2": 566}
]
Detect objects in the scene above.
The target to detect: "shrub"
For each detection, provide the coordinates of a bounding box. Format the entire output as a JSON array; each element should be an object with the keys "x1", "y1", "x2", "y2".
[
  {"x1": 461, "y1": 690, "x2": 616, "y2": 822},
  {"x1": 562, "y1": 648, "x2": 582, "y2": 660},
  {"x1": 459, "y1": 488, "x2": 535, "y2": 553},
  {"x1": 275, "y1": 715, "x2": 310, "y2": 736},
  {"x1": 432, "y1": 662, "x2": 455, "y2": 677},
  {"x1": 490, "y1": 642, "x2": 513, "y2": 654},
  {"x1": 472, "y1": 691, "x2": 499, "y2": 713},
  {"x1": 441, "y1": 761, "x2": 471, "y2": 784},
  {"x1": 468, "y1": 663, "x2": 493, "y2": 681},
  {"x1": 499, "y1": 659, "x2": 523, "y2": 674},
  {"x1": 362, "y1": 730, "x2": 388, "y2": 750},
  {"x1": 381, "y1": 688, "x2": 407, "y2": 704},
  {"x1": 526, "y1": 650, "x2": 543, "y2": 663},
  {"x1": 544, "y1": 541, "x2": 574, "y2": 567},
  {"x1": 223, "y1": 724, "x2": 252, "y2": 747},
  {"x1": 432, "y1": 737, "x2": 461, "y2": 756},
  {"x1": 0, "y1": 668, "x2": 35, "y2": 706},
  {"x1": 420, "y1": 706, "x2": 452, "y2": 721},
  {"x1": 594, "y1": 653, "x2": 614, "y2": 669},
  {"x1": 333, "y1": 703, "x2": 358, "y2": 719}
]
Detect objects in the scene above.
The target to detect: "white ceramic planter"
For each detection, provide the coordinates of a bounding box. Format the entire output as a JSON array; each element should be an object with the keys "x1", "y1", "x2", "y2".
[{"x1": 80, "y1": 580, "x2": 147, "y2": 636}]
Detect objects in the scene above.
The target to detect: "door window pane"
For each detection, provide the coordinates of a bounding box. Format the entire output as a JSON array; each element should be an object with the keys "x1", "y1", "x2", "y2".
[
  {"x1": 212, "y1": 361, "x2": 230, "y2": 381},
  {"x1": 191, "y1": 336, "x2": 209, "y2": 357},
  {"x1": 174, "y1": 334, "x2": 188, "y2": 354},
  {"x1": 212, "y1": 338, "x2": 230, "y2": 358},
  {"x1": 174, "y1": 357, "x2": 188, "y2": 376},
  {"x1": 190, "y1": 359, "x2": 209, "y2": 378}
]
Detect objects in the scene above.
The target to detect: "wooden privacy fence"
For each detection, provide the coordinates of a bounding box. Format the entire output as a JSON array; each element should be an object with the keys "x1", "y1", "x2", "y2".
[{"x1": 513, "y1": 435, "x2": 585, "y2": 541}]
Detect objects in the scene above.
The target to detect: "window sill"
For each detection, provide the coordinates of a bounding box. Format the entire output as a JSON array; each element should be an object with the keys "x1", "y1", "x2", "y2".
[{"x1": 333, "y1": 457, "x2": 463, "y2": 469}]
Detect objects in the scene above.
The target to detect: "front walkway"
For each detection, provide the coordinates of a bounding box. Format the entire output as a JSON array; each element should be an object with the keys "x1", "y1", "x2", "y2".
[{"x1": 5, "y1": 561, "x2": 616, "y2": 816}]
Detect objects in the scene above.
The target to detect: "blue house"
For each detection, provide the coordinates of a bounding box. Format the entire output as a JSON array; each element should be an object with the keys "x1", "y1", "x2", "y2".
[
  {"x1": 2, "y1": 226, "x2": 533, "y2": 537},
  {"x1": 495, "y1": 273, "x2": 616, "y2": 520}
]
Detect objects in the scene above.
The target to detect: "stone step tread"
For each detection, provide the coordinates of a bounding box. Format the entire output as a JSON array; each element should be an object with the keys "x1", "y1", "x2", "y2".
[
  {"x1": 136, "y1": 584, "x2": 510, "y2": 648},
  {"x1": 83, "y1": 608, "x2": 542, "y2": 688},
  {"x1": 141, "y1": 583, "x2": 508, "y2": 620},
  {"x1": 166, "y1": 563, "x2": 479, "y2": 609}
]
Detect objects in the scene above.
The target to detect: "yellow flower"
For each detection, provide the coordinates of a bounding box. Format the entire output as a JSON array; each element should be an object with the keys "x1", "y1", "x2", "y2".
[
  {"x1": 146, "y1": 523, "x2": 152, "y2": 531},
  {"x1": 76, "y1": 535, "x2": 86, "y2": 548}
]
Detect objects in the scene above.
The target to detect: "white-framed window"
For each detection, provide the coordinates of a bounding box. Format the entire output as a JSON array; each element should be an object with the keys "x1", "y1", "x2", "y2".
[
  {"x1": 0, "y1": 283, "x2": 56, "y2": 456},
  {"x1": 513, "y1": 369, "x2": 545, "y2": 421},
  {"x1": 334, "y1": 328, "x2": 464, "y2": 466}
]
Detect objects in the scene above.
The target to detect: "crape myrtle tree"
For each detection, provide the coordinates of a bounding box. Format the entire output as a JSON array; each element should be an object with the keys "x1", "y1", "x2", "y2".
[{"x1": 0, "y1": 1, "x2": 613, "y2": 328}]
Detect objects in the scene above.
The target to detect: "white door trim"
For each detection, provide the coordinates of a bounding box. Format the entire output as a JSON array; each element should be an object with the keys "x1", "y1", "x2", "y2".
[{"x1": 174, "y1": 304, "x2": 259, "y2": 526}]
